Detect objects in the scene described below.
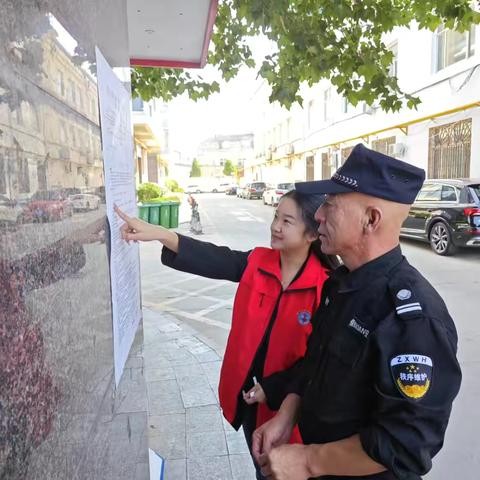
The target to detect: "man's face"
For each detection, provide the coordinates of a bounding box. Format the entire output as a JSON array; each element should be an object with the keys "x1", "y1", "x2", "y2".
[{"x1": 314, "y1": 193, "x2": 364, "y2": 255}]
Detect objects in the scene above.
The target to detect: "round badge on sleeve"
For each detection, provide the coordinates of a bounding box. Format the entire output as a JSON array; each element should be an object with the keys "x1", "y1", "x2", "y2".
[
  {"x1": 297, "y1": 310, "x2": 311, "y2": 326},
  {"x1": 397, "y1": 289, "x2": 412, "y2": 300}
]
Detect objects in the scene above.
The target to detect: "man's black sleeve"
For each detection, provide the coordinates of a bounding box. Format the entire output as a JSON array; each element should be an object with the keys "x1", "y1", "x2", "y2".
[
  {"x1": 261, "y1": 358, "x2": 306, "y2": 410},
  {"x1": 359, "y1": 314, "x2": 462, "y2": 479},
  {"x1": 161, "y1": 234, "x2": 250, "y2": 283}
]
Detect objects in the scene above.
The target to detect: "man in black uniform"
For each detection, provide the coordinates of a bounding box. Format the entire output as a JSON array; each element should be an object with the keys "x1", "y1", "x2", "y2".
[{"x1": 252, "y1": 144, "x2": 462, "y2": 480}]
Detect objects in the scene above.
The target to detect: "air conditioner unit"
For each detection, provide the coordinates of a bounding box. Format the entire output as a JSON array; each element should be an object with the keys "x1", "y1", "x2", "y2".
[
  {"x1": 388, "y1": 143, "x2": 407, "y2": 157},
  {"x1": 286, "y1": 143, "x2": 294, "y2": 155}
]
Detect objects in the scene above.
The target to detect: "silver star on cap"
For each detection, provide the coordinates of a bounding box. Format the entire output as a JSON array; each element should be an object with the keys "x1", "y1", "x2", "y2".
[{"x1": 397, "y1": 289, "x2": 412, "y2": 301}]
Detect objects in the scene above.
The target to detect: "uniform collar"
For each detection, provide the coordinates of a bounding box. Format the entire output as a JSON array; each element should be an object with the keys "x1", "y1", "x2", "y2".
[{"x1": 329, "y1": 245, "x2": 403, "y2": 293}]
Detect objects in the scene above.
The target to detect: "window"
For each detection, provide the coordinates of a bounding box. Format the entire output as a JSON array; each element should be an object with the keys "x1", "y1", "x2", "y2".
[
  {"x1": 416, "y1": 184, "x2": 442, "y2": 201},
  {"x1": 60, "y1": 123, "x2": 67, "y2": 143},
  {"x1": 0, "y1": 152, "x2": 6, "y2": 194},
  {"x1": 57, "y1": 70, "x2": 65, "y2": 96},
  {"x1": 132, "y1": 97, "x2": 144, "y2": 112},
  {"x1": 18, "y1": 158, "x2": 30, "y2": 193},
  {"x1": 307, "y1": 100, "x2": 315, "y2": 129},
  {"x1": 435, "y1": 25, "x2": 476, "y2": 71},
  {"x1": 68, "y1": 80, "x2": 76, "y2": 104},
  {"x1": 388, "y1": 41, "x2": 398, "y2": 77},
  {"x1": 428, "y1": 119, "x2": 471, "y2": 178},
  {"x1": 78, "y1": 87, "x2": 83, "y2": 108},
  {"x1": 70, "y1": 126, "x2": 76, "y2": 146},
  {"x1": 323, "y1": 88, "x2": 332, "y2": 122},
  {"x1": 341, "y1": 147, "x2": 354, "y2": 164},
  {"x1": 372, "y1": 136, "x2": 396, "y2": 155},
  {"x1": 441, "y1": 185, "x2": 458, "y2": 201}
]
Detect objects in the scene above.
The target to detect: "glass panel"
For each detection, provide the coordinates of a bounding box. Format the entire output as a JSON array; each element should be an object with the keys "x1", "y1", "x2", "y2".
[
  {"x1": 441, "y1": 185, "x2": 457, "y2": 201},
  {"x1": 1, "y1": 3, "x2": 147, "y2": 478},
  {"x1": 416, "y1": 184, "x2": 442, "y2": 201}
]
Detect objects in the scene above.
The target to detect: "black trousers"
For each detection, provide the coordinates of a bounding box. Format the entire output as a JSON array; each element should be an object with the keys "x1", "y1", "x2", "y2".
[{"x1": 241, "y1": 404, "x2": 267, "y2": 480}]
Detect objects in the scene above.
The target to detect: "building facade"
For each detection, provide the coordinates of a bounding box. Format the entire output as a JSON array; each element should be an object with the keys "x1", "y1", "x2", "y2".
[
  {"x1": 249, "y1": 23, "x2": 480, "y2": 182},
  {"x1": 132, "y1": 97, "x2": 169, "y2": 185},
  {"x1": 196, "y1": 133, "x2": 253, "y2": 178}
]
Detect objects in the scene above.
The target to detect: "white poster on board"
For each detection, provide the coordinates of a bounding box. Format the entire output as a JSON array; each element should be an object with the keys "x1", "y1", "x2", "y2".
[{"x1": 95, "y1": 47, "x2": 142, "y2": 386}]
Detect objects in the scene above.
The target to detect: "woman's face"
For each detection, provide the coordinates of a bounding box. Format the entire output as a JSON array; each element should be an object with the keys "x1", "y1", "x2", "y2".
[{"x1": 270, "y1": 197, "x2": 316, "y2": 252}]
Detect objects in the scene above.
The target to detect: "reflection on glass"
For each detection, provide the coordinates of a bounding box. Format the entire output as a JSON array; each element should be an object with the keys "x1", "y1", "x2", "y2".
[{"x1": 0, "y1": 5, "x2": 140, "y2": 478}]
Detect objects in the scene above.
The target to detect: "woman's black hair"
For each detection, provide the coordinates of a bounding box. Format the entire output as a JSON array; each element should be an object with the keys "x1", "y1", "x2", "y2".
[{"x1": 281, "y1": 189, "x2": 340, "y2": 270}]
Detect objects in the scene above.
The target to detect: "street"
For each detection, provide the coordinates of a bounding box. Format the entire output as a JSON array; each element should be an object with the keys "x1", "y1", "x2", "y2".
[{"x1": 141, "y1": 193, "x2": 480, "y2": 479}]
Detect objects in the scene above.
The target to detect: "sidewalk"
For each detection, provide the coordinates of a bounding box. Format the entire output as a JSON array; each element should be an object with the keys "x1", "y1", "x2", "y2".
[{"x1": 140, "y1": 220, "x2": 256, "y2": 479}]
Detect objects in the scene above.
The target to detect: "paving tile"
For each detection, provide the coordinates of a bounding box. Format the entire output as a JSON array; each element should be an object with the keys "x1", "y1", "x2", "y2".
[
  {"x1": 149, "y1": 395, "x2": 185, "y2": 415},
  {"x1": 225, "y1": 430, "x2": 250, "y2": 455},
  {"x1": 201, "y1": 360, "x2": 222, "y2": 385},
  {"x1": 148, "y1": 413, "x2": 185, "y2": 438},
  {"x1": 164, "y1": 458, "x2": 187, "y2": 480},
  {"x1": 187, "y1": 455, "x2": 232, "y2": 480},
  {"x1": 149, "y1": 432, "x2": 186, "y2": 460},
  {"x1": 187, "y1": 431, "x2": 228, "y2": 458},
  {"x1": 177, "y1": 374, "x2": 210, "y2": 391},
  {"x1": 194, "y1": 350, "x2": 221, "y2": 363},
  {"x1": 134, "y1": 462, "x2": 149, "y2": 480},
  {"x1": 186, "y1": 405, "x2": 224, "y2": 433},
  {"x1": 180, "y1": 386, "x2": 218, "y2": 408},
  {"x1": 145, "y1": 366, "x2": 176, "y2": 382},
  {"x1": 229, "y1": 453, "x2": 257, "y2": 480},
  {"x1": 174, "y1": 363, "x2": 205, "y2": 378}
]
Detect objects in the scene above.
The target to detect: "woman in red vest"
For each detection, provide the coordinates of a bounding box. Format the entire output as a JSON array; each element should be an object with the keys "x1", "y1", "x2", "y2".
[{"x1": 115, "y1": 190, "x2": 338, "y2": 479}]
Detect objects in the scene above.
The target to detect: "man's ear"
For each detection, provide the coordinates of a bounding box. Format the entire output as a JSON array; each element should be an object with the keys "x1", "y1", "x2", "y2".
[{"x1": 364, "y1": 206, "x2": 382, "y2": 232}]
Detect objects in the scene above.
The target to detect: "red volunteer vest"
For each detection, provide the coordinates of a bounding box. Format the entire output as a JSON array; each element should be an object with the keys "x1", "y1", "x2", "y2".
[{"x1": 218, "y1": 247, "x2": 328, "y2": 442}]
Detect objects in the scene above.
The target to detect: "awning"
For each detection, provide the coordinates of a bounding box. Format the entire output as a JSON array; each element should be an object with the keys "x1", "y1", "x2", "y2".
[{"x1": 128, "y1": 0, "x2": 218, "y2": 68}]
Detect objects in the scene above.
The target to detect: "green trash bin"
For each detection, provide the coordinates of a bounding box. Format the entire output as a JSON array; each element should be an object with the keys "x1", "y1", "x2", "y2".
[
  {"x1": 148, "y1": 204, "x2": 161, "y2": 225},
  {"x1": 138, "y1": 205, "x2": 149, "y2": 222},
  {"x1": 159, "y1": 202, "x2": 171, "y2": 228},
  {"x1": 169, "y1": 202, "x2": 180, "y2": 228}
]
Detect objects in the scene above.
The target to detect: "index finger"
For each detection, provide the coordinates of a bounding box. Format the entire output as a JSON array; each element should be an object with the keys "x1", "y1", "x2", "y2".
[
  {"x1": 252, "y1": 429, "x2": 263, "y2": 461},
  {"x1": 114, "y1": 204, "x2": 130, "y2": 222}
]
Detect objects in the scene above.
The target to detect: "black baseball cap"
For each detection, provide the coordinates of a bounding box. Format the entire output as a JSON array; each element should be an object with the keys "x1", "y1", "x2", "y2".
[{"x1": 295, "y1": 144, "x2": 425, "y2": 204}]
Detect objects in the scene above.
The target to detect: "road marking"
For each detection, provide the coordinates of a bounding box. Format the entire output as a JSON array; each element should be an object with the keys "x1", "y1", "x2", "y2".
[{"x1": 143, "y1": 301, "x2": 231, "y2": 330}]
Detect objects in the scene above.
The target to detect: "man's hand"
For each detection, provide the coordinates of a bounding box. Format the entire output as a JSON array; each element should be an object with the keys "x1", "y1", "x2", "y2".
[
  {"x1": 258, "y1": 444, "x2": 311, "y2": 480},
  {"x1": 252, "y1": 414, "x2": 294, "y2": 463}
]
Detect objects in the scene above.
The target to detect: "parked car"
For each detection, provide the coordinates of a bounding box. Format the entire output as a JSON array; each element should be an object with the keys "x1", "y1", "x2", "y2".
[
  {"x1": 212, "y1": 182, "x2": 232, "y2": 193},
  {"x1": 263, "y1": 182, "x2": 295, "y2": 206},
  {"x1": 22, "y1": 189, "x2": 73, "y2": 222},
  {"x1": 69, "y1": 193, "x2": 101, "y2": 211},
  {"x1": 0, "y1": 195, "x2": 24, "y2": 225},
  {"x1": 186, "y1": 184, "x2": 203, "y2": 194},
  {"x1": 244, "y1": 182, "x2": 266, "y2": 200},
  {"x1": 400, "y1": 179, "x2": 480, "y2": 255}
]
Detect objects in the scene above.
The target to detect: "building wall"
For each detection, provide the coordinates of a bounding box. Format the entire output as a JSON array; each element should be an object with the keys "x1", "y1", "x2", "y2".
[
  {"x1": 0, "y1": 2, "x2": 149, "y2": 479},
  {"x1": 197, "y1": 134, "x2": 254, "y2": 179},
  {"x1": 250, "y1": 24, "x2": 480, "y2": 182}
]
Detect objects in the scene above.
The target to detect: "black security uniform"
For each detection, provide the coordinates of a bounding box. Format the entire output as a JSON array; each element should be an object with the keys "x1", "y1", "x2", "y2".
[{"x1": 277, "y1": 245, "x2": 461, "y2": 480}]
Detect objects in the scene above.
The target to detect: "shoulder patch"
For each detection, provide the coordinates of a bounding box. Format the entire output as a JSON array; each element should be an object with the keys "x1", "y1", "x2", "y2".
[
  {"x1": 390, "y1": 354, "x2": 433, "y2": 400},
  {"x1": 388, "y1": 279, "x2": 423, "y2": 319}
]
